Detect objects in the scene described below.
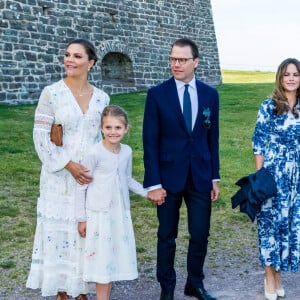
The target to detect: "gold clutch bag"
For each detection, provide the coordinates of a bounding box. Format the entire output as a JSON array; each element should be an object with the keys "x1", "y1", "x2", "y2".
[{"x1": 50, "y1": 124, "x2": 63, "y2": 146}]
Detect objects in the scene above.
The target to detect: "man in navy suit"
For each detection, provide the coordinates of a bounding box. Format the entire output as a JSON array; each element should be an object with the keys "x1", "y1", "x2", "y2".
[{"x1": 143, "y1": 38, "x2": 220, "y2": 300}]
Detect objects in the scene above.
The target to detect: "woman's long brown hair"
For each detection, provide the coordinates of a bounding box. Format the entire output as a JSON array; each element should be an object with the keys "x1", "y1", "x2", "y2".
[{"x1": 272, "y1": 58, "x2": 300, "y2": 115}]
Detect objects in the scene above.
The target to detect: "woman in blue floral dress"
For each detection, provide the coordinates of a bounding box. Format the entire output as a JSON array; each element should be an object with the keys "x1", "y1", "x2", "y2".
[{"x1": 252, "y1": 58, "x2": 300, "y2": 300}]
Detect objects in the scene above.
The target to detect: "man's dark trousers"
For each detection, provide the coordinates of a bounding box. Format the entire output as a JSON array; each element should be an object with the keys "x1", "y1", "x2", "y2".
[{"x1": 156, "y1": 173, "x2": 212, "y2": 292}]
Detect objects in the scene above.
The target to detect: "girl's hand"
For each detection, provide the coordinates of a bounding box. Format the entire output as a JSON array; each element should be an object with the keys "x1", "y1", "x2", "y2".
[
  {"x1": 78, "y1": 222, "x2": 87, "y2": 238},
  {"x1": 65, "y1": 161, "x2": 93, "y2": 185}
]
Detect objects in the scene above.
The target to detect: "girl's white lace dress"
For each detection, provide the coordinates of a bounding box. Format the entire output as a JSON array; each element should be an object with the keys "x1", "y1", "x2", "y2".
[{"x1": 26, "y1": 80, "x2": 109, "y2": 297}]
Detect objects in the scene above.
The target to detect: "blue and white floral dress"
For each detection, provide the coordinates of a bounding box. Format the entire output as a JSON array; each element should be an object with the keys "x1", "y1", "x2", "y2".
[{"x1": 252, "y1": 98, "x2": 300, "y2": 272}]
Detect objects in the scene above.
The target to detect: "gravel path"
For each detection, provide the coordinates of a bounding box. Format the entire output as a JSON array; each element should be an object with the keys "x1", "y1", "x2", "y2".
[
  {"x1": 2, "y1": 252, "x2": 300, "y2": 300},
  {"x1": 1, "y1": 213, "x2": 299, "y2": 300}
]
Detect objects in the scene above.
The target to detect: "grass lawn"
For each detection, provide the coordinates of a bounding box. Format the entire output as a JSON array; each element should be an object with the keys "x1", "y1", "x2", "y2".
[{"x1": 0, "y1": 70, "x2": 275, "y2": 292}]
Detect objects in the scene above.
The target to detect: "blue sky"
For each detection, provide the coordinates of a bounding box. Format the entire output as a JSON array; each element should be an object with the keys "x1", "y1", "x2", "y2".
[{"x1": 210, "y1": 0, "x2": 300, "y2": 71}]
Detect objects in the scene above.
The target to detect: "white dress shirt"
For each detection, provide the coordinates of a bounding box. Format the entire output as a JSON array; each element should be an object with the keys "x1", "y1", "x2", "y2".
[{"x1": 175, "y1": 77, "x2": 198, "y2": 130}]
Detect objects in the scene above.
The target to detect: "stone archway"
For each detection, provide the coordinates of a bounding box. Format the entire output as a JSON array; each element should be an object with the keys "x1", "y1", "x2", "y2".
[
  {"x1": 101, "y1": 52, "x2": 134, "y2": 86},
  {"x1": 97, "y1": 40, "x2": 137, "y2": 94}
]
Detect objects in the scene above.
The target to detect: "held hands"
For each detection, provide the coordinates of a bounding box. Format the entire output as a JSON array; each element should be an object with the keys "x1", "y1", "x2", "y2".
[
  {"x1": 65, "y1": 161, "x2": 93, "y2": 185},
  {"x1": 147, "y1": 188, "x2": 167, "y2": 206},
  {"x1": 78, "y1": 222, "x2": 87, "y2": 238}
]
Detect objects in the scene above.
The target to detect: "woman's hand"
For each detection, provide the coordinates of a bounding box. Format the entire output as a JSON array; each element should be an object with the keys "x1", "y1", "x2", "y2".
[
  {"x1": 65, "y1": 161, "x2": 93, "y2": 185},
  {"x1": 254, "y1": 154, "x2": 264, "y2": 171}
]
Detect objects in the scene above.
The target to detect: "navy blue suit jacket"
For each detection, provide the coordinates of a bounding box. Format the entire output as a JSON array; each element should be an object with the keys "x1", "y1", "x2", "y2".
[{"x1": 143, "y1": 77, "x2": 220, "y2": 193}]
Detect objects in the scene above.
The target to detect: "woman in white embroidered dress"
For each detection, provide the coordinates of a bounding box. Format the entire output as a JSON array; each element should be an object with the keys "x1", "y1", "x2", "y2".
[
  {"x1": 76, "y1": 105, "x2": 147, "y2": 300},
  {"x1": 26, "y1": 38, "x2": 109, "y2": 300}
]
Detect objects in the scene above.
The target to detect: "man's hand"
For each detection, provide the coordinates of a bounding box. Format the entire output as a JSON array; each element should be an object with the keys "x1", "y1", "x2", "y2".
[
  {"x1": 147, "y1": 188, "x2": 167, "y2": 206},
  {"x1": 211, "y1": 181, "x2": 220, "y2": 202}
]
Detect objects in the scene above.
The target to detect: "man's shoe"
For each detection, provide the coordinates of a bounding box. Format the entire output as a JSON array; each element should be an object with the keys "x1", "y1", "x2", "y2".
[
  {"x1": 184, "y1": 284, "x2": 217, "y2": 300},
  {"x1": 160, "y1": 289, "x2": 174, "y2": 300}
]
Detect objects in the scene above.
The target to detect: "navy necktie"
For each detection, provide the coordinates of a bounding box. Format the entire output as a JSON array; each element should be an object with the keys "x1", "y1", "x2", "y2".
[{"x1": 183, "y1": 84, "x2": 192, "y2": 133}]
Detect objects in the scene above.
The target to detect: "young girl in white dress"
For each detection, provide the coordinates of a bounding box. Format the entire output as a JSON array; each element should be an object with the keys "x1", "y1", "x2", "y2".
[{"x1": 75, "y1": 105, "x2": 147, "y2": 300}]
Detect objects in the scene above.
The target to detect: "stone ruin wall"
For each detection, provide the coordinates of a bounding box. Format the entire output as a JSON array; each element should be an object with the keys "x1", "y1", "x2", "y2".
[{"x1": 0, "y1": 0, "x2": 221, "y2": 104}]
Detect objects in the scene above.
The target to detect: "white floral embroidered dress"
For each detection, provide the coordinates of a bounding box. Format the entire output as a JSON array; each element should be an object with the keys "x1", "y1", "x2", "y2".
[{"x1": 26, "y1": 80, "x2": 109, "y2": 297}]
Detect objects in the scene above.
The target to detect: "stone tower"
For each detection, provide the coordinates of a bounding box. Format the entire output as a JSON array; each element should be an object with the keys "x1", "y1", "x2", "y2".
[{"x1": 0, "y1": 0, "x2": 221, "y2": 104}]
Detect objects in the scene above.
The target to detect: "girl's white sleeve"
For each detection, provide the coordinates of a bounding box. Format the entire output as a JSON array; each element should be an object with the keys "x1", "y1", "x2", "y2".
[
  {"x1": 75, "y1": 182, "x2": 88, "y2": 222},
  {"x1": 126, "y1": 151, "x2": 147, "y2": 197}
]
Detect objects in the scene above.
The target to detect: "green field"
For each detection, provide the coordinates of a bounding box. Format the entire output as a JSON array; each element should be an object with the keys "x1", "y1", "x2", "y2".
[{"x1": 0, "y1": 70, "x2": 275, "y2": 293}]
